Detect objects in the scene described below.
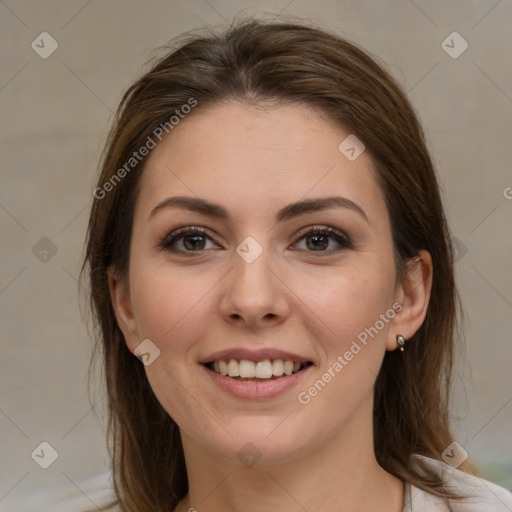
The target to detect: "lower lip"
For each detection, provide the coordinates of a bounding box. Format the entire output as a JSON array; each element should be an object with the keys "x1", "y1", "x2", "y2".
[{"x1": 201, "y1": 364, "x2": 313, "y2": 400}]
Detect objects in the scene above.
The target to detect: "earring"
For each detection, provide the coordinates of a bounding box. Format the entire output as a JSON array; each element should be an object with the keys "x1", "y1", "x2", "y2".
[{"x1": 396, "y1": 334, "x2": 406, "y2": 352}]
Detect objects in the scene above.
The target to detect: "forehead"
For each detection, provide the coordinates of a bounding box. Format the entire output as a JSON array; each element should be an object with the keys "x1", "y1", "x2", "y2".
[{"x1": 135, "y1": 101, "x2": 385, "y2": 223}]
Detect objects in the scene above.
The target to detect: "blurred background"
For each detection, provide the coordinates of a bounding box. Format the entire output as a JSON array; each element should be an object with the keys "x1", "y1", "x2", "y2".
[{"x1": 1, "y1": 0, "x2": 511, "y2": 510}]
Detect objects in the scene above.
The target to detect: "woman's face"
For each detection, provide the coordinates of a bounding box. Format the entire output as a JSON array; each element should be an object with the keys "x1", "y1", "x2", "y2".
[{"x1": 111, "y1": 101, "x2": 415, "y2": 466}]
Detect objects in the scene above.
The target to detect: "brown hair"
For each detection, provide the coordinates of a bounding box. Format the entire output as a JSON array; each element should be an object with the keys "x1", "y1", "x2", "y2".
[{"x1": 81, "y1": 17, "x2": 474, "y2": 512}]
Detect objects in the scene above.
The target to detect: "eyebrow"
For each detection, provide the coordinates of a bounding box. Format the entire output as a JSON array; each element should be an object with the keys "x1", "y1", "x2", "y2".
[{"x1": 148, "y1": 195, "x2": 369, "y2": 223}]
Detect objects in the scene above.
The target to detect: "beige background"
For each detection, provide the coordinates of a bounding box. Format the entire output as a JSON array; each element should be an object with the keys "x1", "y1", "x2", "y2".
[{"x1": 1, "y1": 0, "x2": 511, "y2": 509}]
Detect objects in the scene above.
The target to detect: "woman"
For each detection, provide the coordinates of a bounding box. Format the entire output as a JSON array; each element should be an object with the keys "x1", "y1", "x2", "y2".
[{"x1": 82, "y1": 18, "x2": 512, "y2": 512}]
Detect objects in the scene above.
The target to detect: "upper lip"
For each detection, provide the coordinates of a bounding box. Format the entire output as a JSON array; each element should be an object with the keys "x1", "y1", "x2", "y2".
[{"x1": 199, "y1": 347, "x2": 314, "y2": 364}]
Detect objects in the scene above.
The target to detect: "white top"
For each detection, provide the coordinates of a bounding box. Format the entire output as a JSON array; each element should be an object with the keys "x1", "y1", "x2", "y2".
[
  {"x1": 10, "y1": 455, "x2": 512, "y2": 511},
  {"x1": 404, "y1": 455, "x2": 512, "y2": 511}
]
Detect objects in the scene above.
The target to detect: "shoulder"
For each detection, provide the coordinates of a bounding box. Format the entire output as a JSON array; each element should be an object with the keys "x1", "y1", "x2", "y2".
[{"x1": 410, "y1": 454, "x2": 512, "y2": 512}]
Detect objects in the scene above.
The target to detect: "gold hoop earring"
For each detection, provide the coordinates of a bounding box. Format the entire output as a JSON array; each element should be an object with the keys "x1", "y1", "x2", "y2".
[{"x1": 396, "y1": 334, "x2": 406, "y2": 352}]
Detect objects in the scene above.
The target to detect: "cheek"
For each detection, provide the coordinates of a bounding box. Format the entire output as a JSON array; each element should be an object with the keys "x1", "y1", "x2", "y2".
[
  {"x1": 129, "y1": 263, "x2": 217, "y2": 428},
  {"x1": 297, "y1": 260, "x2": 396, "y2": 356},
  {"x1": 129, "y1": 260, "x2": 212, "y2": 354},
  {"x1": 292, "y1": 265, "x2": 395, "y2": 431},
  {"x1": 131, "y1": 262, "x2": 204, "y2": 340}
]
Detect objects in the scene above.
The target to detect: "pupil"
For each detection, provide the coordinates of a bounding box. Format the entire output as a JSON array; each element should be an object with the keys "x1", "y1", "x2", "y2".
[
  {"x1": 307, "y1": 234, "x2": 328, "y2": 250},
  {"x1": 184, "y1": 235, "x2": 205, "y2": 250}
]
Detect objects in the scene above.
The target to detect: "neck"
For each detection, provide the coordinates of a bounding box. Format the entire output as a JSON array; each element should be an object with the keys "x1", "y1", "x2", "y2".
[{"x1": 175, "y1": 403, "x2": 404, "y2": 512}]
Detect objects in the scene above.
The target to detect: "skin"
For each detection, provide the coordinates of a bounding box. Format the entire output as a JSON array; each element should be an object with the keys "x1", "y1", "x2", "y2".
[{"x1": 109, "y1": 101, "x2": 433, "y2": 512}]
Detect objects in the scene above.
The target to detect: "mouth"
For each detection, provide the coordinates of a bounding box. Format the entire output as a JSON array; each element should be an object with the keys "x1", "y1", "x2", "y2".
[{"x1": 203, "y1": 359, "x2": 314, "y2": 381}]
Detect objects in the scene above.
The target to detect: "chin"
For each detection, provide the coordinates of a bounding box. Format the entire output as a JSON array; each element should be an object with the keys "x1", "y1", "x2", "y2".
[{"x1": 206, "y1": 419, "x2": 309, "y2": 467}]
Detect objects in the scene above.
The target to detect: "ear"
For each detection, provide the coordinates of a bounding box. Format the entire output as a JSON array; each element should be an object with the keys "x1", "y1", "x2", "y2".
[
  {"x1": 387, "y1": 250, "x2": 433, "y2": 351},
  {"x1": 107, "y1": 266, "x2": 139, "y2": 353}
]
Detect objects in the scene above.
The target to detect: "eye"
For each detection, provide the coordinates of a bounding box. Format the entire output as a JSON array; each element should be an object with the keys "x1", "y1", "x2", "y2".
[
  {"x1": 292, "y1": 226, "x2": 351, "y2": 253},
  {"x1": 158, "y1": 225, "x2": 351, "y2": 255},
  {"x1": 158, "y1": 226, "x2": 220, "y2": 253}
]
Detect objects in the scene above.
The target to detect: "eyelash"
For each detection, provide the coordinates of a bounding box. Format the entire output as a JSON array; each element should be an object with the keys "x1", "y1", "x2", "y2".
[{"x1": 157, "y1": 225, "x2": 352, "y2": 256}]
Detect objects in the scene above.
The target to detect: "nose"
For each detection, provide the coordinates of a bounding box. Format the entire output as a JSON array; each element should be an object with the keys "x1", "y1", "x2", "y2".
[{"x1": 218, "y1": 248, "x2": 290, "y2": 331}]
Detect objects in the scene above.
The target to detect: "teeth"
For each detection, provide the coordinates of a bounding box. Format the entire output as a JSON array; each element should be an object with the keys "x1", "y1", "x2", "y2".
[
  {"x1": 227, "y1": 359, "x2": 240, "y2": 377},
  {"x1": 272, "y1": 359, "x2": 284, "y2": 376},
  {"x1": 239, "y1": 360, "x2": 256, "y2": 378},
  {"x1": 255, "y1": 360, "x2": 273, "y2": 379},
  {"x1": 209, "y1": 359, "x2": 308, "y2": 379},
  {"x1": 218, "y1": 360, "x2": 228, "y2": 376},
  {"x1": 283, "y1": 360, "x2": 294, "y2": 376}
]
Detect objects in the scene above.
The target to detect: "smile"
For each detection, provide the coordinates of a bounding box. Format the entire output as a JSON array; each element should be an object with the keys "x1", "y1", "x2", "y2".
[
  {"x1": 201, "y1": 358, "x2": 314, "y2": 400},
  {"x1": 205, "y1": 359, "x2": 312, "y2": 380}
]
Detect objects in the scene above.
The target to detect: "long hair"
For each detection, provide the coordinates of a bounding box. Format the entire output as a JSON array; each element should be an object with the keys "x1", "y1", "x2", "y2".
[{"x1": 81, "y1": 18, "x2": 473, "y2": 511}]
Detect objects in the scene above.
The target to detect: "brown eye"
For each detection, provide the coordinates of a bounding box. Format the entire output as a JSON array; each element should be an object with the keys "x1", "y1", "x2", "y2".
[
  {"x1": 306, "y1": 233, "x2": 330, "y2": 250},
  {"x1": 293, "y1": 226, "x2": 351, "y2": 253},
  {"x1": 158, "y1": 227, "x2": 219, "y2": 253},
  {"x1": 181, "y1": 234, "x2": 207, "y2": 251}
]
